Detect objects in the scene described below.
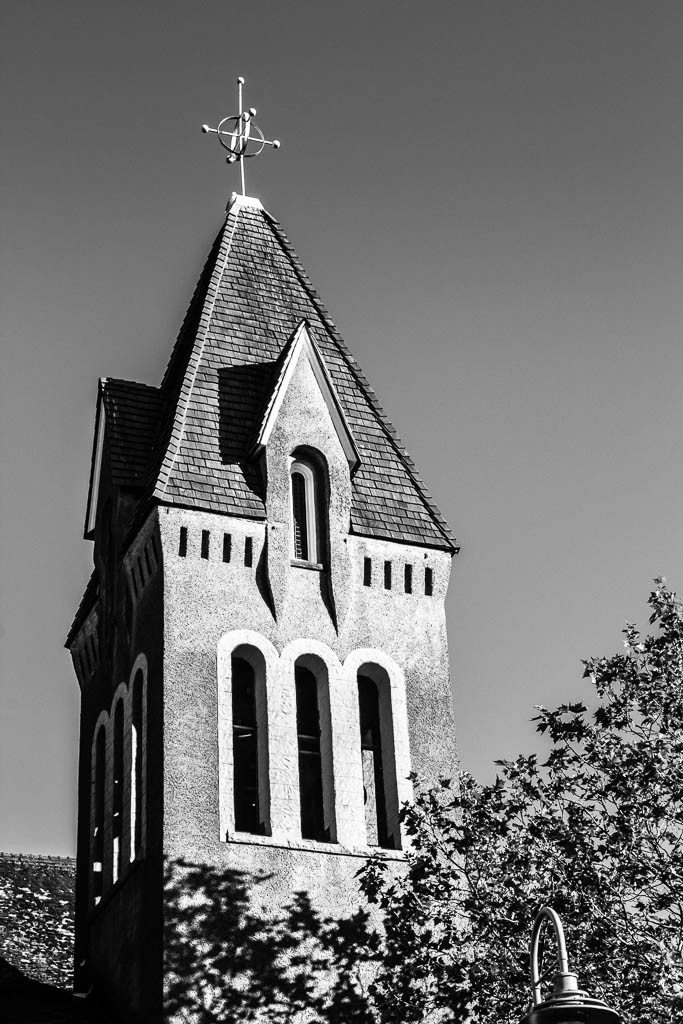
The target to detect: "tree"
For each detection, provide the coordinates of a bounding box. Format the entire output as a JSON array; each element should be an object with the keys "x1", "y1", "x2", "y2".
[{"x1": 360, "y1": 579, "x2": 683, "y2": 1024}]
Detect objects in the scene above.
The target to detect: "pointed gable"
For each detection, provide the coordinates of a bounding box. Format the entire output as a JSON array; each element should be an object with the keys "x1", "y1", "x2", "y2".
[
  {"x1": 103, "y1": 193, "x2": 456, "y2": 552},
  {"x1": 254, "y1": 321, "x2": 360, "y2": 471}
]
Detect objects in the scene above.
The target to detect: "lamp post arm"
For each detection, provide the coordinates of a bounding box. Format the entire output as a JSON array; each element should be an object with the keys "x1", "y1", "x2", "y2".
[{"x1": 530, "y1": 906, "x2": 570, "y2": 1005}]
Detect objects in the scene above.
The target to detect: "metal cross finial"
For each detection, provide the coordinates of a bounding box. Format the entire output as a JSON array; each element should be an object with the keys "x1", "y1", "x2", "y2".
[{"x1": 201, "y1": 76, "x2": 280, "y2": 197}]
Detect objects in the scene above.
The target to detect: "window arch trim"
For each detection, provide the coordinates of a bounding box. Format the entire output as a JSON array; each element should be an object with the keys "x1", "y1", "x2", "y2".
[
  {"x1": 217, "y1": 630, "x2": 278, "y2": 842},
  {"x1": 128, "y1": 652, "x2": 148, "y2": 864},
  {"x1": 290, "y1": 458, "x2": 319, "y2": 564}
]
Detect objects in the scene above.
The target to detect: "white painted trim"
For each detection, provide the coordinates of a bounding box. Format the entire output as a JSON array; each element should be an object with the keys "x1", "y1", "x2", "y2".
[
  {"x1": 217, "y1": 630, "x2": 279, "y2": 842},
  {"x1": 110, "y1": 685, "x2": 128, "y2": 885},
  {"x1": 280, "y1": 639, "x2": 342, "y2": 844},
  {"x1": 290, "y1": 459, "x2": 318, "y2": 564},
  {"x1": 256, "y1": 321, "x2": 360, "y2": 471},
  {"x1": 128, "y1": 653, "x2": 148, "y2": 864},
  {"x1": 89, "y1": 709, "x2": 109, "y2": 908},
  {"x1": 343, "y1": 648, "x2": 413, "y2": 851},
  {"x1": 85, "y1": 396, "x2": 106, "y2": 537}
]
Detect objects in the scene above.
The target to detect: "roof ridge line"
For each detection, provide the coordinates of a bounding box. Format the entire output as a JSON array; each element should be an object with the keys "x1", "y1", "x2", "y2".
[
  {"x1": 262, "y1": 207, "x2": 457, "y2": 552},
  {"x1": 154, "y1": 206, "x2": 242, "y2": 500}
]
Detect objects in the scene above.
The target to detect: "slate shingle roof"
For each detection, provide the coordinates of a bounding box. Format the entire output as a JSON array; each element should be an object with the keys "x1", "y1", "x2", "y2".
[
  {"x1": 81, "y1": 197, "x2": 456, "y2": 558},
  {"x1": 65, "y1": 571, "x2": 98, "y2": 647},
  {"x1": 133, "y1": 197, "x2": 457, "y2": 551},
  {"x1": 101, "y1": 379, "x2": 164, "y2": 490}
]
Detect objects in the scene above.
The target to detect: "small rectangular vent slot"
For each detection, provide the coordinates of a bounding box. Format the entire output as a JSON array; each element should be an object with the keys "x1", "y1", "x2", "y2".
[
  {"x1": 244, "y1": 537, "x2": 253, "y2": 567},
  {"x1": 179, "y1": 527, "x2": 188, "y2": 558},
  {"x1": 201, "y1": 530, "x2": 210, "y2": 560},
  {"x1": 363, "y1": 557, "x2": 372, "y2": 587},
  {"x1": 425, "y1": 567, "x2": 433, "y2": 596},
  {"x1": 223, "y1": 533, "x2": 232, "y2": 563},
  {"x1": 124, "y1": 585, "x2": 133, "y2": 635},
  {"x1": 404, "y1": 564, "x2": 413, "y2": 594},
  {"x1": 384, "y1": 561, "x2": 392, "y2": 590}
]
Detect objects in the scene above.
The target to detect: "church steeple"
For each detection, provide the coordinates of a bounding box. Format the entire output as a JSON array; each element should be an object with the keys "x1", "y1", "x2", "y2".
[
  {"x1": 83, "y1": 192, "x2": 456, "y2": 555},
  {"x1": 67, "y1": 182, "x2": 458, "y2": 1022}
]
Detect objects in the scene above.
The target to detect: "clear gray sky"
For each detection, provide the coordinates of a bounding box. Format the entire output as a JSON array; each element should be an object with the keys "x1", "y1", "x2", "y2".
[{"x1": 2, "y1": 1, "x2": 683, "y2": 857}]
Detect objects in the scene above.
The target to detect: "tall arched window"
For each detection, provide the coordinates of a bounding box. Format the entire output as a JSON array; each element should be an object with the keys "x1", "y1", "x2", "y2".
[
  {"x1": 231, "y1": 650, "x2": 270, "y2": 835},
  {"x1": 357, "y1": 669, "x2": 401, "y2": 850},
  {"x1": 112, "y1": 699, "x2": 125, "y2": 882},
  {"x1": 295, "y1": 660, "x2": 335, "y2": 842},
  {"x1": 130, "y1": 671, "x2": 144, "y2": 861},
  {"x1": 92, "y1": 725, "x2": 106, "y2": 904},
  {"x1": 290, "y1": 459, "x2": 319, "y2": 564}
]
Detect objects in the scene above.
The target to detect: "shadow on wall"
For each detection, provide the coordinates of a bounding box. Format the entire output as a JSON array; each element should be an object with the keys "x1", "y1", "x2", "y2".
[{"x1": 164, "y1": 858, "x2": 380, "y2": 1024}]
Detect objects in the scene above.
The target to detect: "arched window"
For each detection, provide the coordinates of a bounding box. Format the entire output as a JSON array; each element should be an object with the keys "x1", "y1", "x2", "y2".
[
  {"x1": 92, "y1": 725, "x2": 106, "y2": 904},
  {"x1": 357, "y1": 669, "x2": 401, "y2": 850},
  {"x1": 232, "y1": 651, "x2": 270, "y2": 835},
  {"x1": 290, "y1": 460, "x2": 319, "y2": 564},
  {"x1": 295, "y1": 660, "x2": 335, "y2": 842},
  {"x1": 112, "y1": 699, "x2": 124, "y2": 882},
  {"x1": 130, "y1": 671, "x2": 144, "y2": 861}
]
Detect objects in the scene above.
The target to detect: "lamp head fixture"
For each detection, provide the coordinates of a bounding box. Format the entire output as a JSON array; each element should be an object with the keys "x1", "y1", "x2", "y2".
[{"x1": 519, "y1": 908, "x2": 621, "y2": 1024}]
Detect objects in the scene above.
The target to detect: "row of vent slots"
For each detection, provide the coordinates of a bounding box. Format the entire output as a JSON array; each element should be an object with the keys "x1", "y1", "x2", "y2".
[
  {"x1": 179, "y1": 527, "x2": 253, "y2": 568},
  {"x1": 129, "y1": 534, "x2": 160, "y2": 600},
  {"x1": 363, "y1": 557, "x2": 433, "y2": 596}
]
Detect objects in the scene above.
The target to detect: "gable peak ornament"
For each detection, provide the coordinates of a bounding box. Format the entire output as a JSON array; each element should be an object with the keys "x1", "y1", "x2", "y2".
[{"x1": 202, "y1": 76, "x2": 280, "y2": 197}]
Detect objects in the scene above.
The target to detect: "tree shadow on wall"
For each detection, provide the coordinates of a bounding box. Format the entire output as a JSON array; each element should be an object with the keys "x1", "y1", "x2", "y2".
[{"x1": 164, "y1": 859, "x2": 381, "y2": 1024}]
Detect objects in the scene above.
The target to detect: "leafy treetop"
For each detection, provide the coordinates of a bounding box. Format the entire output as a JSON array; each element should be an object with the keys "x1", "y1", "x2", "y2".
[{"x1": 360, "y1": 579, "x2": 683, "y2": 1024}]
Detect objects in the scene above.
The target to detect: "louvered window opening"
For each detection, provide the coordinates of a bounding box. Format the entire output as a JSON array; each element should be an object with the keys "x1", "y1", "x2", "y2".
[
  {"x1": 92, "y1": 727, "x2": 106, "y2": 903},
  {"x1": 112, "y1": 700, "x2": 125, "y2": 883},
  {"x1": 232, "y1": 657, "x2": 261, "y2": 834},
  {"x1": 131, "y1": 671, "x2": 144, "y2": 860},
  {"x1": 358, "y1": 675, "x2": 392, "y2": 848},
  {"x1": 295, "y1": 666, "x2": 328, "y2": 841},
  {"x1": 292, "y1": 472, "x2": 309, "y2": 561}
]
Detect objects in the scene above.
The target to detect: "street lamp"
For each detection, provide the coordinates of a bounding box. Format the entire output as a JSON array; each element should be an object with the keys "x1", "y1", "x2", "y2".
[{"x1": 519, "y1": 907, "x2": 621, "y2": 1024}]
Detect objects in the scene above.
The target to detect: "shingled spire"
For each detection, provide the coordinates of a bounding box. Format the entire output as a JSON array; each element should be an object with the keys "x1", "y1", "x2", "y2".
[{"x1": 84, "y1": 193, "x2": 456, "y2": 554}]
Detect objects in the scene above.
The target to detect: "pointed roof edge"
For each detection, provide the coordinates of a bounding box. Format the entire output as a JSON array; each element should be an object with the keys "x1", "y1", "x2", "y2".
[
  {"x1": 153, "y1": 199, "x2": 244, "y2": 502},
  {"x1": 84, "y1": 380, "x2": 107, "y2": 539},
  {"x1": 252, "y1": 320, "x2": 361, "y2": 471},
  {"x1": 65, "y1": 570, "x2": 98, "y2": 647},
  {"x1": 143, "y1": 195, "x2": 456, "y2": 554},
  {"x1": 261, "y1": 206, "x2": 459, "y2": 554}
]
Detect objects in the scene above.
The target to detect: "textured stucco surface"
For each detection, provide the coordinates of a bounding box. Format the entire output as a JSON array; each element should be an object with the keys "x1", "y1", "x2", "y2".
[
  {"x1": 69, "y1": 319, "x2": 457, "y2": 1023},
  {"x1": 70, "y1": 488, "x2": 164, "y2": 1023},
  {"x1": 159, "y1": 349, "x2": 457, "y2": 1002}
]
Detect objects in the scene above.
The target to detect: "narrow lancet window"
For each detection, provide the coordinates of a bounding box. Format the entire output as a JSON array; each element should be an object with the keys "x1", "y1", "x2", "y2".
[
  {"x1": 295, "y1": 665, "x2": 328, "y2": 841},
  {"x1": 292, "y1": 472, "x2": 309, "y2": 560},
  {"x1": 290, "y1": 458, "x2": 321, "y2": 564},
  {"x1": 130, "y1": 671, "x2": 143, "y2": 860},
  {"x1": 92, "y1": 726, "x2": 106, "y2": 904},
  {"x1": 358, "y1": 671, "x2": 400, "y2": 850},
  {"x1": 112, "y1": 700, "x2": 124, "y2": 882},
  {"x1": 232, "y1": 657, "x2": 261, "y2": 833}
]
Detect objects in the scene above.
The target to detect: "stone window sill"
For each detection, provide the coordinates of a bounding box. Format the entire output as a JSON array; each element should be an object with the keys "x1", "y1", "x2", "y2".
[
  {"x1": 223, "y1": 831, "x2": 405, "y2": 861},
  {"x1": 290, "y1": 559, "x2": 324, "y2": 572}
]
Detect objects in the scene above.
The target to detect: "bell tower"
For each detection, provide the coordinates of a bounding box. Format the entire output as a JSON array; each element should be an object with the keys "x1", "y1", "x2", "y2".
[{"x1": 66, "y1": 162, "x2": 458, "y2": 1018}]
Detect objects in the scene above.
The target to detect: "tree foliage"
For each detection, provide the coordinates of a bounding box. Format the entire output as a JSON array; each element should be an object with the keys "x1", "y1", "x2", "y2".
[{"x1": 360, "y1": 580, "x2": 683, "y2": 1024}]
